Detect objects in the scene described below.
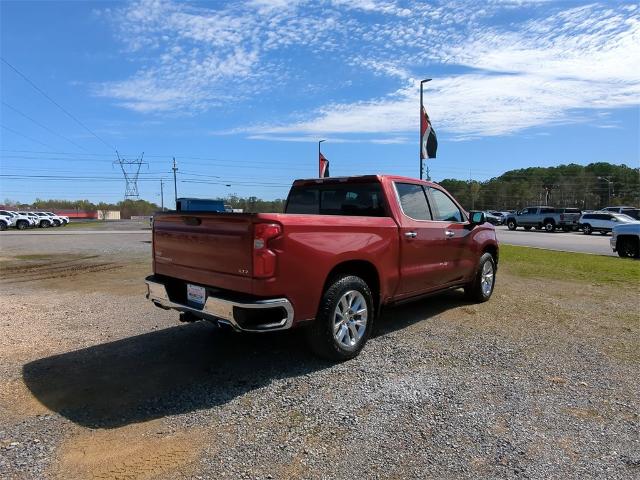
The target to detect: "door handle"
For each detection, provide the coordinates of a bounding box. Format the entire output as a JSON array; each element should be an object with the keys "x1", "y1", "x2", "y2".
[
  {"x1": 445, "y1": 230, "x2": 455, "y2": 238},
  {"x1": 404, "y1": 231, "x2": 417, "y2": 238}
]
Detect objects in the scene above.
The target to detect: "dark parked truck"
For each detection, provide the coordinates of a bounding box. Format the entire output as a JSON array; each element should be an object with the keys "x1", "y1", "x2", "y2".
[
  {"x1": 146, "y1": 175, "x2": 499, "y2": 360},
  {"x1": 505, "y1": 206, "x2": 581, "y2": 232}
]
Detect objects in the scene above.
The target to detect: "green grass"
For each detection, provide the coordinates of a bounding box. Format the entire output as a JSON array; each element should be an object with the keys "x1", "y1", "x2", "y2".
[
  {"x1": 63, "y1": 221, "x2": 110, "y2": 229},
  {"x1": 500, "y1": 245, "x2": 640, "y2": 286},
  {"x1": 14, "y1": 254, "x2": 56, "y2": 260}
]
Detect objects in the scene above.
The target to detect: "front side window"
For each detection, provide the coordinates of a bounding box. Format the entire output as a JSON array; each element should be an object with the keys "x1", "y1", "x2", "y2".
[
  {"x1": 395, "y1": 183, "x2": 431, "y2": 220},
  {"x1": 428, "y1": 188, "x2": 463, "y2": 222}
]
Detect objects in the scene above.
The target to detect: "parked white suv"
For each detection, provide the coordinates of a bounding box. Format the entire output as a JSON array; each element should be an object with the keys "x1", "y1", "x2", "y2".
[
  {"x1": 611, "y1": 223, "x2": 640, "y2": 258},
  {"x1": 33, "y1": 212, "x2": 55, "y2": 228},
  {"x1": 0, "y1": 214, "x2": 11, "y2": 231},
  {"x1": 579, "y1": 212, "x2": 639, "y2": 235},
  {"x1": 0, "y1": 210, "x2": 33, "y2": 230},
  {"x1": 35, "y1": 211, "x2": 63, "y2": 227}
]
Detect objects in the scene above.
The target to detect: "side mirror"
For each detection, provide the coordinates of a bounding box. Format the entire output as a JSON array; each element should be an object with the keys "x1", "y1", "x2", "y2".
[{"x1": 469, "y1": 211, "x2": 486, "y2": 225}]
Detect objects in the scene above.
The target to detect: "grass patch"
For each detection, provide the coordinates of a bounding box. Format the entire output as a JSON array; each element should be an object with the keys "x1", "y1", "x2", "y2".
[
  {"x1": 500, "y1": 245, "x2": 640, "y2": 286},
  {"x1": 14, "y1": 254, "x2": 56, "y2": 260},
  {"x1": 64, "y1": 221, "x2": 110, "y2": 229}
]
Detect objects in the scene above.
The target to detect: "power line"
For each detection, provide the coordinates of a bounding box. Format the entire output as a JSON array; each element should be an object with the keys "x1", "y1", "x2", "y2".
[
  {"x1": 1, "y1": 56, "x2": 115, "y2": 152},
  {"x1": 1, "y1": 101, "x2": 89, "y2": 152},
  {"x1": 0, "y1": 124, "x2": 54, "y2": 149}
]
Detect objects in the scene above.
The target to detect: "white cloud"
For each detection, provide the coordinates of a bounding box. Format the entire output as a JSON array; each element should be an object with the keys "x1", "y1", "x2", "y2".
[{"x1": 98, "y1": 0, "x2": 640, "y2": 139}]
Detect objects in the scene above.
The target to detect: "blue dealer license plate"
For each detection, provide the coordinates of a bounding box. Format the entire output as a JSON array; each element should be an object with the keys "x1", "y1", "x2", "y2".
[{"x1": 187, "y1": 283, "x2": 206, "y2": 306}]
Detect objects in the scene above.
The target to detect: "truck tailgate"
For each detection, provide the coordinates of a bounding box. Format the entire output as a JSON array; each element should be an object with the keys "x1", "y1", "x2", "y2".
[{"x1": 153, "y1": 213, "x2": 253, "y2": 281}]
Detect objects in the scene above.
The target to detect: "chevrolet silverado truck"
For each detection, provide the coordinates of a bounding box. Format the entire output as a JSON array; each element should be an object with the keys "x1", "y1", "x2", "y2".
[
  {"x1": 146, "y1": 175, "x2": 499, "y2": 360},
  {"x1": 505, "y1": 206, "x2": 580, "y2": 232}
]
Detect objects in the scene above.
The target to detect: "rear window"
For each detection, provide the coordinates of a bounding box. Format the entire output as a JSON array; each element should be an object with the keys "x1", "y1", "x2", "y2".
[{"x1": 285, "y1": 183, "x2": 387, "y2": 217}]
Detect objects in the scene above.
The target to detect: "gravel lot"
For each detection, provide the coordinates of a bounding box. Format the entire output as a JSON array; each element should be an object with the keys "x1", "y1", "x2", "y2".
[{"x1": 0, "y1": 232, "x2": 638, "y2": 479}]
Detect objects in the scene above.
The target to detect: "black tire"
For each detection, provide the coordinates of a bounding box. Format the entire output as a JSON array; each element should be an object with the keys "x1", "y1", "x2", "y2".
[
  {"x1": 582, "y1": 224, "x2": 592, "y2": 235},
  {"x1": 305, "y1": 275, "x2": 374, "y2": 361},
  {"x1": 544, "y1": 220, "x2": 555, "y2": 232},
  {"x1": 617, "y1": 237, "x2": 640, "y2": 259},
  {"x1": 41, "y1": 220, "x2": 50, "y2": 228},
  {"x1": 464, "y1": 252, "x2": 496, "y2": 303},
  {"x1": 524, "y1": 226, "x2": 532, "y2": 231},
  {"x1": 16, "y1": 220, "x2": 28, "y2": 230},
  {"x1": 507, "y1": 220, "x2": 517, "y2": 230},
  {"x1": 0, "y1": 222, "x2": 6, "y2": 231}
]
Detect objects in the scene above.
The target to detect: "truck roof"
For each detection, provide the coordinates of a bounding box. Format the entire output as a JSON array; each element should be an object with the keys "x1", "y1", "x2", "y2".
[{"x1": 292, "y1": 174, "x2": 440, "y2": 188}]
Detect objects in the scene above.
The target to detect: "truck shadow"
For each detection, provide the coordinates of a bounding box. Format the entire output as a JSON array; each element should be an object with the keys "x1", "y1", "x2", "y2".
[{"x1": 22, "y1": 291, "x2": 469, "y2": 429}]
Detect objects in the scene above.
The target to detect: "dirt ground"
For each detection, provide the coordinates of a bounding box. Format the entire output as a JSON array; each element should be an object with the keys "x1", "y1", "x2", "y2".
[{"x1": 0, "y1": 233, "x2": 638, "y2": 479}]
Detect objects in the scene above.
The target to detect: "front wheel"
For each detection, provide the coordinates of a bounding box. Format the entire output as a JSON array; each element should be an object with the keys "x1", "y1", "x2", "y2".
[
  {"x1": 16, "y1": 220, "x2": 28, "y2": 230},
  {"x1": 507, "y1": 220, "x2": 517, "y2": 230},
  {"x1": 464, "y1": 253, "x2": 496, "y2": 303},
  {"x1": 0, "y1": 222, "x2": 6, "y2": 231},
  {"x1": 583, "y1": 224, "x2": 592, "y2": 235},
  {"x1": 617, "y1": 237, "x2": 640, "y2": 259},
  {"x1": 305, "y1": 275, "x2": 373, "y2": 361}
]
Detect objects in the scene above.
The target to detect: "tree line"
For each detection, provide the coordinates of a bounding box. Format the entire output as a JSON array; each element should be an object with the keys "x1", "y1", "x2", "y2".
[
  {"x1": 4, "y1": 162, "x2": 637, "y2": 216},
  {"x1": 439, "y1": 162, "x2": 639, "y2": 211}
]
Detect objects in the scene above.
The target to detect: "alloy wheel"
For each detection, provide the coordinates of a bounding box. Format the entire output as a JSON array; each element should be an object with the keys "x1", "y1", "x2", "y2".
[{"x1": 333, "y1": 290, "x2": 368, "y2": 348}]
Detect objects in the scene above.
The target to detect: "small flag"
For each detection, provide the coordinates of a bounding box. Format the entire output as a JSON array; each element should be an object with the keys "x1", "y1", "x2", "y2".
[
  {"x1": 319, "y1": 152, "x2": 330, "y2": 177},
  {"x1": 421, "y1": 106, "x2": 437, "y2": 159}
]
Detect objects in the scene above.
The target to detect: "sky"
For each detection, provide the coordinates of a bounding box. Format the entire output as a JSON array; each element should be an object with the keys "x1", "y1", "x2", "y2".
[{"x1": 0, "y1": 0, "x2": 639, "y2": 205}]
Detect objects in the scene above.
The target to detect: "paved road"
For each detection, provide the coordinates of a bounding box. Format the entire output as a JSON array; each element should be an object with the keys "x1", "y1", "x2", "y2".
[
  {"x1": 1, "y1": 230, "x2": 150, "y2": 235},
  {"x1": 1, "y1": 225, "x2": 615, "y2": 256},
  {"x1": 495, "y1": 226, "x2": 615, "y2": 256}
]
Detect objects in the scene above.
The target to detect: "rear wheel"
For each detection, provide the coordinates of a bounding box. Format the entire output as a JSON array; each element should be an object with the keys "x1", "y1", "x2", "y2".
[
  {"x1": 544, "y1": 220, "x2": 555, "y2": 232},
  {"x1": 16, "y1": 220, "x2": 28, "y2": 230},
  {"x1": 305, "y1": 275, "x2": 373, "y2": 361},
  {"x1": 582, "y1": 224, "x2": 592, "y2": 235},
  {"x1": 0, "y1": 222, "x2": 6, "y2": 231},
  {"x1": 464, "y1": 253, "x2": 496, "y2": 303},
  {"x1": 617, "y1": 237, "x2": 639, "y2": 259},
  {"x1": 507, "y1": 220, "x2": 517, "y2": 230}
]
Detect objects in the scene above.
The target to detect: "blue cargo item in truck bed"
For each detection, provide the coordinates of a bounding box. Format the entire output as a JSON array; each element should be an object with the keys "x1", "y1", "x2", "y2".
[{"x1": 176, "y1": 198, "x2": 227, "y2": 212}]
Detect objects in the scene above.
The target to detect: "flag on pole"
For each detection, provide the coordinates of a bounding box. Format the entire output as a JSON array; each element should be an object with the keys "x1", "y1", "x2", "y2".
[
  {"x1": 319, "y1": 152, "x2": 330, "y2": 177},
  {"x1": 420, "y1": 106, "x2": 437, "y2": 159}
]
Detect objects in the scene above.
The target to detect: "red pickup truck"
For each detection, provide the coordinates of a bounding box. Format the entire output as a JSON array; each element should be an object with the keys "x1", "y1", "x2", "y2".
[{"x1": 146, "y1": 175, "x2": 498, "y2": 360}]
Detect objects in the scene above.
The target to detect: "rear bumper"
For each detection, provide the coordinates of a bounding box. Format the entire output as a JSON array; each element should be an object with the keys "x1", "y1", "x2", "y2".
[{"x1": 144, "y1": 275, "x2": 294, "y2": 332}]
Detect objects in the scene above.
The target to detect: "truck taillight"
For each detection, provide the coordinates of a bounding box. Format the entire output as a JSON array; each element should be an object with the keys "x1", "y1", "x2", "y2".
[{"x1": 253, "y1": 223, "x2": 282, "y2": 278}]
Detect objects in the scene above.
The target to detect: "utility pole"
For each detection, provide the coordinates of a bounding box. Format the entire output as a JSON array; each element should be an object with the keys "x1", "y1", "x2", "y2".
[
  {"x1": 419, "y1": 78, "x2": 431, "y2": 180},
  {"x1": 172, "y1": 157, "x2": 178, "y2": 208},
  {"x1": 597, "y1": 176, "x2": 613, "y2": 205},
  {"x1": 160, "y1": 178, "x2": 164, "y2": 211}
]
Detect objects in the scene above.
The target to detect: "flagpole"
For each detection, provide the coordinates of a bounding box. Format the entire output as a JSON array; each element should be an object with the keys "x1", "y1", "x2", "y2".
[
  {"x1": 318, "y1": 139, "x2": 325, "y2": 177},
  {"x1": 419, "y1": 78, "x2": 431, "y2": 180}
]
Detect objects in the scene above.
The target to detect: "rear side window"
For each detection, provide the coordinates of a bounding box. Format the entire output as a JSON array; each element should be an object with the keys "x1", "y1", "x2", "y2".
[
  {"x1": 428, "y1": 188, "x2": 463, "y2": 222},
  {"x1": 286, "y1": 183, "x2": 387, "y2": 217},
  {"x1": 541, "y1": 208, "x2": 555, "y2": 214},
  {"x1": 395, "y1": 183, "x2": 432, "y2": 220}
]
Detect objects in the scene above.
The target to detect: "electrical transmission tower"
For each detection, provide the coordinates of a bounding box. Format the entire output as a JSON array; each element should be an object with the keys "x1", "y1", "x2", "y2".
[{"x1": 114, "y1": 151, "x2": 147, "y2": 198}]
